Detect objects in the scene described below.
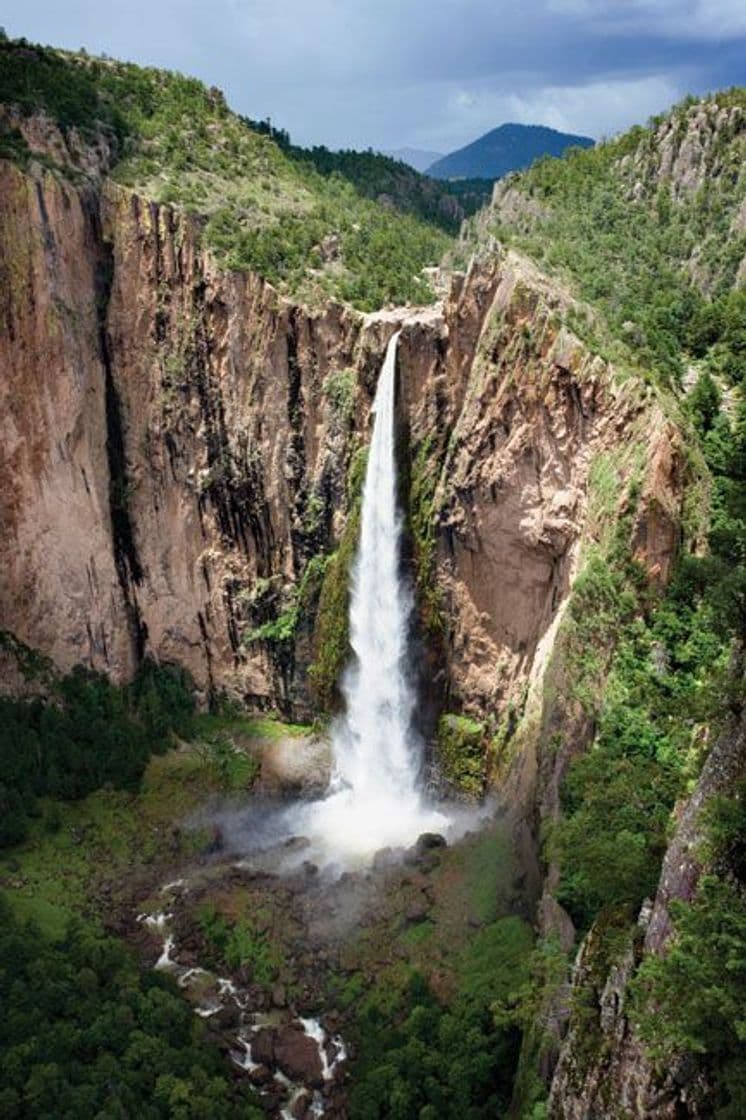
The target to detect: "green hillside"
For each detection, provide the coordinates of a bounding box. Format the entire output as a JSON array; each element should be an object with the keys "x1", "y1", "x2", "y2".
[
  {"x1": 468, "y1": 93, "x2": 746, "y2": 1114},
  {"x1": 467, "y1": 92, "x2": 746, "y2": 384},
  {"x1": 245, "y1": 119, "x2": 492, "y2": 233},
  {"x1": 0, "y1": 37, "x2": 451, "y2": 311}
]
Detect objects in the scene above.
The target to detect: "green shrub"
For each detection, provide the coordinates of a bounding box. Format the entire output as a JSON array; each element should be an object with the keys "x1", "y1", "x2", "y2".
[
  {"x1": 0, "y1": 657, "x2": 195, "y2": 848},
  {"x1": 197, "y1": 904, "x2": 282, "y2": 986},
  {"x1": 436, "y1": 714, "x2": 485, "y2": 796},
  {"x1": 478, "y1": 97, "x2": 746, "y2": 386},
  {"x1": 350, "y1": 918, "x2": 533, "y2": 1119},
  {"x1": 553, "y1": 583, "x2": 728, "y2": 929},
  {"x1": 632, "y1": 786, "x2": 746, "y2": 1115}
]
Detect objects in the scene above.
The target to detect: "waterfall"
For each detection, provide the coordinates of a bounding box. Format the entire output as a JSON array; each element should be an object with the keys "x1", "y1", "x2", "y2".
[
  {"x1": 335, "y1": 330, "x2": 419, "y2": 801},
  {"x1": 301, "y1": 331, "x2": 448, "y2": 861}
]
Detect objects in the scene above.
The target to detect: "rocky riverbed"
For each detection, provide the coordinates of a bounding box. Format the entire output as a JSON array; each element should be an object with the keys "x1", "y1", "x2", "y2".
[{"x1": 126, "y1": 808, "x2": 521, "y2": 1119}]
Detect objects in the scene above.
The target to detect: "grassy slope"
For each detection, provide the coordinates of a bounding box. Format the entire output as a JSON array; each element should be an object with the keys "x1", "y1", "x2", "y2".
[
  {"x1": 0, "y1": 714, "x2": 306, "y2": 938},
  {"x1": 0, "y1": 37, "x2": 452, "y2": 310},
  {"x1": 246, "y1": 118, "x2": 493, "y2": 233}
]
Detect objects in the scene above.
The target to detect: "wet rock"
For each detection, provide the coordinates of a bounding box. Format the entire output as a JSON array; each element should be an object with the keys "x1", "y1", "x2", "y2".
[
  {"x1": 372, "y1": 846, "x2": 406, "y2": 871},
  {"x1": 272, "y1": 983, "x2": 287, "y2": 1008},
  {"x1": 247, "y1": 1064, "x2": 273, "y2": 1087},
  {"x1": 211, "y1": 1003, "x2": 240, "y2": 1031},
  {"x1": 251, "y1": 1029, "x2": 275, "y2": 1067},
  {"x1": 290, "y1": 1089, "x2": 314, "y2": 1118},
  {"x1": 274, "y1": 1024, "x2": 325, "y2": 1088},
  {"x1": 259, "y1": 1087, "x2": 284, "y2": 1115},
  {"x1": 416, "y1": 832, "x2": 447, "y2": 852},
  {"x1": 258, "y1": 737, "x2": 332, "y2": 797},
  {"x1": 404, "y1": 849, "x2": 439, "y2": 872},
  {"x1": 302, "y1": 861, "x2": 319, "y2": 878}
]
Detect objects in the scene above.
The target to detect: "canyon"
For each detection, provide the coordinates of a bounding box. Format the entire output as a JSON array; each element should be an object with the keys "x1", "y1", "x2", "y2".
[
  {"x1": 1, "y1": 72, "x2": 744, "y2": 1120},
  {"x1": 0, "y1": 116, "x2": 682, "y2": 732}
]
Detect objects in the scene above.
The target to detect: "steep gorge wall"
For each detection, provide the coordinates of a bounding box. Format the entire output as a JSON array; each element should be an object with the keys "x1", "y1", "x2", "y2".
[
  {"x1": 0, "y1": 154, "x2": 393, "y2": 712},
  {"x1": 402, "y1": 253, "x2": 686, "y2": 723},
  {"x1": 1, "y1": 151, "x2": 687, "y2": 737}
]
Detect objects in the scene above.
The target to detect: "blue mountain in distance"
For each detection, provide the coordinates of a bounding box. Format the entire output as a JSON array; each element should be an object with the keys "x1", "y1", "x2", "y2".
[
  {"x1": 427, "y1": 122, "x2": 594, "y2": 180},
  {"x1": 384, "y1": 147, "x2": 444, "y2": 172}
]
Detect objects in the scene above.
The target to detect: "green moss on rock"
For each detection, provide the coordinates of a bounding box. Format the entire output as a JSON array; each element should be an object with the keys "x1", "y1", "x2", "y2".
[
  {"x1": 436, "y1": 713, "x2": 486, "y2": 797},
  {"x1": 307, "y1": 506, "x2": 360, "y2": 712}
]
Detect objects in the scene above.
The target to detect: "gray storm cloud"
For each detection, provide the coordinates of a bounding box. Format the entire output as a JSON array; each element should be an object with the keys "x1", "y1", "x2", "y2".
[{"x1": 3, "y1": 0, "x2": 745, "y2": 150}]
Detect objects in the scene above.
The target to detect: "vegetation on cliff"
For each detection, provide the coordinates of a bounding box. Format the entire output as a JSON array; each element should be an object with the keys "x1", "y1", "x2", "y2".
[
  {"x1": 473, "y1": 92, "x2": 746, "y2": 1113},
  {"x1": 0, "y1": 37, "x2": 453, "y2": 310},
  {"x1": 633, "y1": 784, "x2": 746, "y2": 1117},
  {"x1": 473, "y1": 92, "x2": 746, "y2": 384}
]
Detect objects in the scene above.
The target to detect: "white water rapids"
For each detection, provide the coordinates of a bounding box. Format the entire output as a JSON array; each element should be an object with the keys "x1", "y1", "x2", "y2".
[{"x1": 296, "y1": 330, "x2": 450, "y2": 861}]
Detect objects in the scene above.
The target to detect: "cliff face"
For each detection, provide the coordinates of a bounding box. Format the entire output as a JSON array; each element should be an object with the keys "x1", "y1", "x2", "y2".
[
  {"x1": 404, "y1": 254, "x2": 685, "y2": 722},
  {"x1": 0, "y1": 153, "x2": 355, "y2": 708},
  {"x1": 0, "y1": 135, "x2": 685, "y2": 734}
]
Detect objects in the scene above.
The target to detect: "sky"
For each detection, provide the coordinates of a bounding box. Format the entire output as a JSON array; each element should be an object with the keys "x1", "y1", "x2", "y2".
[{"x1": 3, "y1": 1, "x2": 746, "y2": 153}]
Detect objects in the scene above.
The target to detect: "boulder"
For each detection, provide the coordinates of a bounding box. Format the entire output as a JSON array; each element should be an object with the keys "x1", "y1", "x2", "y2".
[
  {"x1": 247, "y1": 1064, "x2": 273, "y2": 1087},
  {"x1": 250, "y1": 1029, "x2": 275, "y2": 1068},
  {"x1": 405, "y1": 896, "x2": 430, "y2": 924},
  {"x1": 274, "y1": 1024, "x2": 325, "y2": 1088},
  {"x1": 290, "y1": 1088, "x2": 314, "y2": 1118},
  {"x1": 258, "y1": 736, "x2": 332, "y2": 797}
]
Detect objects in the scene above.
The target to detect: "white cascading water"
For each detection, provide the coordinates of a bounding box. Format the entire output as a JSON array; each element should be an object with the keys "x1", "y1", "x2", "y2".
[{"x1": 301, "y1": 331, "x2": 448, "y2": 860}]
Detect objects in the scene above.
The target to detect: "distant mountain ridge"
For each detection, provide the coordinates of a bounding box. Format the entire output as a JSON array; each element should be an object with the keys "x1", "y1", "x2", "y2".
[
  {"x1": 383, "y1": 147, "x2": 444, "y2": 172},
  {"x1": 427, "y1": 122, "x2": 594, "y2": 180}
]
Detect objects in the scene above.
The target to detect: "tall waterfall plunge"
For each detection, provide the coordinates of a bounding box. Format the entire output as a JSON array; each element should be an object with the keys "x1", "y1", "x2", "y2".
[
  {"x1": 229, "y1": 332, "x2": 463, "y2": 871},
  {"x1": 335, "y1": 331, "x2": 419, "y2": 803},
  {"x1": 299, "y1": 331, "x2": 449, "y2": 861}
]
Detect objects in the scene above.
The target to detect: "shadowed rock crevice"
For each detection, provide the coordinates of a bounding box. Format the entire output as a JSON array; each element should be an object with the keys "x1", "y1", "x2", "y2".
[{"x1": 91, "y1": 197, "x2": 147, "y2": 663}]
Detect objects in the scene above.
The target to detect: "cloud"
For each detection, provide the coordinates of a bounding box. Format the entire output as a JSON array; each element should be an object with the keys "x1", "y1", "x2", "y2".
[
  {"x1": 2, "y1": 1, "x2": 745, "y2": 149},
  {"x1": 427, "y1": 75, "x2": 682, "y2": 149},
  {"x1": 548, "y1": 0, "x2": 746, "y2": 40}
]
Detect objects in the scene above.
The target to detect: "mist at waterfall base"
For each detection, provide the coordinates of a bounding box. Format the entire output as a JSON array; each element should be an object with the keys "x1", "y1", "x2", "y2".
[{"x1": 219, "y1": 333, "x2": 482, "y2": 871}]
